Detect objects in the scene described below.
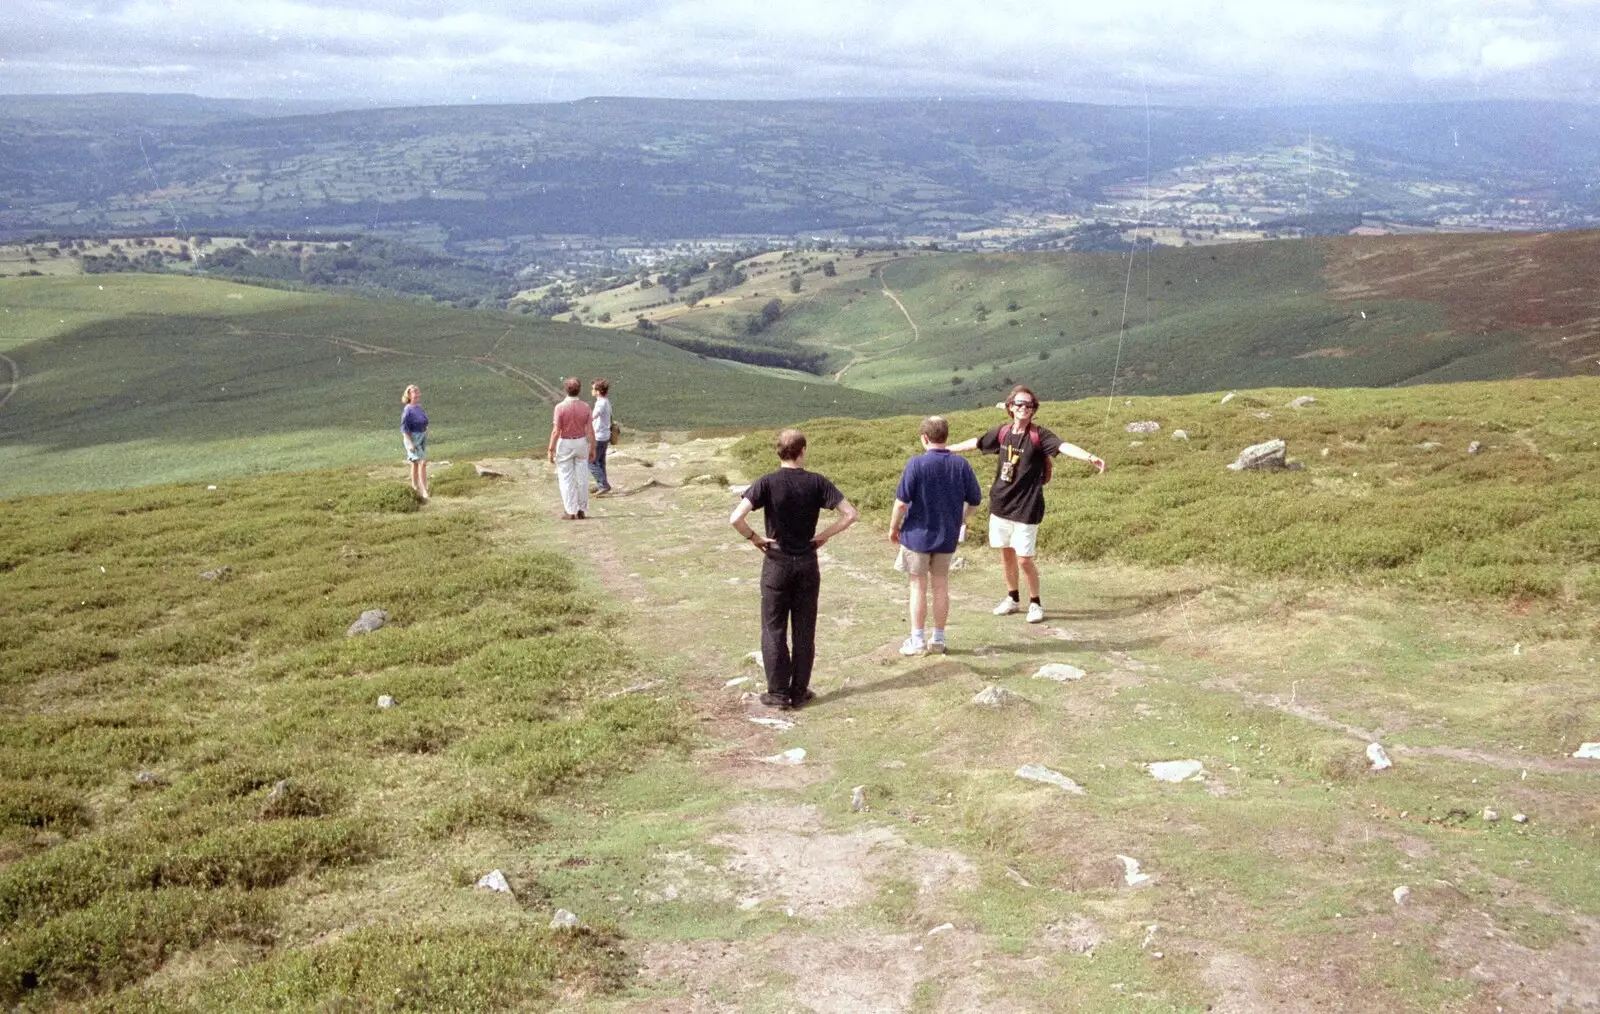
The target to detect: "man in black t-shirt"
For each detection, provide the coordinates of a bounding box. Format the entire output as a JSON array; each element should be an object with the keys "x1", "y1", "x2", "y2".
[
  {"x1": 731, "y1": 428, "x2": 859, "y2": 708},
  {"x1": 950, "y1": 385, "x2": 1105, "y2": 624}
]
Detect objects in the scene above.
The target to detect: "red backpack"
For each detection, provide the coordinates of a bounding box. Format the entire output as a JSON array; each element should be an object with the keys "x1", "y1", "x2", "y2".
[{"x1": 994, "y1": 423, "x2": 1052, "y2": 484}]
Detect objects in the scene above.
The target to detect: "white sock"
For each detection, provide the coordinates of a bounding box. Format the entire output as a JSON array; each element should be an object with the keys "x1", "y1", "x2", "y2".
[
  {"x1": 931, "y1": 629, "x2": 945, "y2": 643},
  {"x1": 911, "y1": 628, "x2": 925, "y2": 642}
]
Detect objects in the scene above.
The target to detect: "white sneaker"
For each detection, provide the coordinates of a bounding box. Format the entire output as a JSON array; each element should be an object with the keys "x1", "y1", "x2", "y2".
[
  {"x1": 899, "y1": 636, "x2": 927, "y2": 656},
  {"x1": 1026, "y1": 602, "x2": 1046, "y2": 624},
  {"x1": 993, "y1": 597, "x2": 1020, "y2": 616},
  {"x1": 925, "y1": 641, "x2": 948, "y2": 655}
]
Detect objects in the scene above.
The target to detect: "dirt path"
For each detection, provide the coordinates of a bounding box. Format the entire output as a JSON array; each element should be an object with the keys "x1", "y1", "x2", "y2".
[
  {"x1": 829, "y1": 264, "x2": 921, "y2": 382},
  {"x1": 467, "y1": 441, "x2": 1600, "y2": 1013},
  {"x1": 0, "y1": 352, "x2": 18, "y2": 410}
]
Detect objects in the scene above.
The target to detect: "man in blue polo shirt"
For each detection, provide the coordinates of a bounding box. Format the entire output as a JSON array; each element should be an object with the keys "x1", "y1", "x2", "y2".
[{"x1": 889, "y1": 416, "x2": 983, "y2": 656}]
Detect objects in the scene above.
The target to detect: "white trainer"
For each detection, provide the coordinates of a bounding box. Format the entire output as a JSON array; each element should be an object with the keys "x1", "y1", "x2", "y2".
[
  {"x1": 993, "y1": 597, "x2": 1021, "y2": 616},
  {"x1": 925, "y1": 641, "x2": 948, "y2": 655},
  {"x1": 899, "y1": 636, "x2": 927, "y2": 656},
  {"x1": 1026, "y1": 602, "x2": 1046, "y2": 623}
]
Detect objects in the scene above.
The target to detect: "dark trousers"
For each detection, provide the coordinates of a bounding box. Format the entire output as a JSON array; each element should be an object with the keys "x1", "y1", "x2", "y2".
[
  {"x1": 587, "y1": 439, "x2": 609, "y2": 489},
  {"x1": 760, "y1": 550, "x2": 821, "y2": 699}
]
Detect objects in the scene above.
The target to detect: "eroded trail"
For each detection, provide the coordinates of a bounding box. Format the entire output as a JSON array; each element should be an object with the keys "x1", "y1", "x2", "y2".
[{"x1": 467, "y1": 438, "x2": 1600, "y2": 1014}]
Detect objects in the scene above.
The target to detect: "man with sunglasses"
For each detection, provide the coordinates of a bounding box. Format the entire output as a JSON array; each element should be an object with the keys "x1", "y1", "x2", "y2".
[{"x1": 950, "y1": 385, "x2": 1106, "y2": 623}]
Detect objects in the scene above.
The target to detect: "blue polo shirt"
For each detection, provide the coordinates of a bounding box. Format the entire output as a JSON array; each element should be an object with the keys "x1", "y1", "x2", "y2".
[{"x1": 895, "y1": 449, "x2": 983, "y2": 554}]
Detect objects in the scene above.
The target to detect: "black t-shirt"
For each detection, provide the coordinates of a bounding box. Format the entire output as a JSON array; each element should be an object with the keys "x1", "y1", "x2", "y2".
[
  {"x1": 975, "y1": 423, "x2": 1063, "y2": 525},
  {"x1": 743, "y1": 467, "x2": 846, "y2": 556}
]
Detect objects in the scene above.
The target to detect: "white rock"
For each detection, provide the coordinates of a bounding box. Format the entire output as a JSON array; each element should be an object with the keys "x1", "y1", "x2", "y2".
[
  {"x1": 476, "y1": 869, "x2": 512, "y2": 894},
  {"x1": 744, "y1": 650, "x2": 763, "y2": 667},
  {"x1": 1467, "y1": 441, "x2": 1483, "y2": 455},
  {"x1": 550, "y1": 908, "x2": 580, "y2": 929},
  {"x1": 725, "y1": 676, "x2": 751, "y2": 688},
  {"x1": 345, "y1": 609, "x2": 388, "y2": 637},
  {"x1": 1574, "y1": 743, "x2": 1600, "y2": 760},
  {"x1": 1393, "y1": 886, "x2": 1411, "y2": 904},
  {"x1": 1126, "y1": 420, "x2": 1161, "y2": 434},
  {"x1": 1015, "y1": 764, "x2": 1086, "y2": 794},
  {"x1": 1227, "y1": 439, "x2": 1287, "y2": 471},
  {"x1": 972, "y1": 686, "x2": 1020, "y2": 708},
  {"x1": 762, "y1": 748, "x2": 807, "y2": 765},
  {"x1": 949, "y1": 555, "x2": 967, "y2": 571},
  {"x1": 206, "y1": 484, "x2": 218, "y2": 491},
  {"x1": 1287, "y1": 395, "x2": 1317, "y2": 408},
  {"x1": 737, "y1": 897, "x2": 762, "y2": 911},
  {"x1": 377, "y1": 695, "x2": 396, "y2": 709},
  {"x1": 851, "y1": 785, "x2": 867, "y2": 812},
  {"x1": 1512, "y1": 813, "x2": 1528, "y2": 824},
  {"x1": 749, "y1": 716, "x2": 794, "y2": 730},
  {"x1": 1116, "y1": 855, "x2": 1151, "y2": 887},
  {"x1": 1367, "y1": 742, "x2": 1393, "y2": 771},
  {"x1": 1483, "y1": 808, "x2": 1500, "y2": 822},
  {"x1": 927, "y1": 923, "x2": 955, "y2": 936},
  {"x1": 1171, "y1": 429, "x2": 1189, "y2": 441},
  {"x1": 1033, "y1": 663, "x2": 1086, "y2": 682},
  {"x1": 1220, "y1": 391, "x2": 1236, "y2": 404},
  {"x1": 1148, "y1": 760, "x2": 1204, "y2": 783}
]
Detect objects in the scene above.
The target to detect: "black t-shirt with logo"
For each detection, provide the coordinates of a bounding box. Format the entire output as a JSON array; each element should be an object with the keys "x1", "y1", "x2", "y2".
[
  {"x1": 743, "y1": 467, "x2": 846, "y2": 556},
  {"x1": 975, "y1": 423, "x2": 1062, "y2": 525}
]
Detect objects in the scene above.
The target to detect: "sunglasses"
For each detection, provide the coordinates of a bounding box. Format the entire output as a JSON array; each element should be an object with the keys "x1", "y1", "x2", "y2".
[{"x1": 1012, "y1": 401, "x2": 1037, "y2": 410}]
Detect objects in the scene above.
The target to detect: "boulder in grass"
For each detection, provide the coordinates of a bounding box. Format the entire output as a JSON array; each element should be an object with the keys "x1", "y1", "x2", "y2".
[
  {"x1": 1287, "y1": 395, "x2": 1317, "y2": 409},
  {"x1": 477, "y1": 870, "x2": 512, "y2": 894},
  {"x1": 1016, "y1": 764, "x2": 1086, "y2": 794},
  {"x1": 1367, "y1": 743, "x2": 1393, "y2": 771},
  {"x1": 346, "y1": 609, "x2": 388, "y2": 637},
  {"x1": 200, "y1": 565, "x2": 232, "y2": 582},
  {"x1": 1467, "y1": 441, "x2": 1483, "y2": 455},
  {"x1": 1147, "y1": 760, "x2": 1204, "y2": 783},
  {"x1": 1125, "y1": 420, "x2": 1161, "y2": 434},
  {"x1": 1171, "y1": 429, "x2": 1189, "y2": 442},
  {"x1": 972, "y1": 686, "x2": 1021, "y2": 708},
  {"x1": 1226, "y1": 439, "x2": 1287, "y2": 472},
  {"x1": 473, "y1": 463, "x2": 507, "y2": 478},
  {"x1": 1033, "y1": 663, "x2": 1086, "y2": 682},
  {"x1": 1574, "y1": 742, "x2": 1600, "y2": 760},
  {"x1": 550, "y1": 908, "x2": 580, "y2": 929}
]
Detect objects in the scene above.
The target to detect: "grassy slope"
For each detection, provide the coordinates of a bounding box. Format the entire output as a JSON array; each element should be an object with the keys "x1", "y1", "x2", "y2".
[
  {"x1": 0, "y1": 274, "x2": 905, "y2": 497},
  {"x1": 746, "y1": 233, "x2": 1600, "y2": 405},
  {"x1": 734, "y1": 377, "x2": 1600, "y2": 604}
]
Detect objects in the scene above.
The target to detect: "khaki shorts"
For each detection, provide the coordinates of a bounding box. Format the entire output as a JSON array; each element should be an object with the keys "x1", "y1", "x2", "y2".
[
  {"x1": 895, "y1": 546, "x2": 954, "y2": 576},
  {"x1": 988, "y1": 516, "x2": 1039, "y2": 557}
]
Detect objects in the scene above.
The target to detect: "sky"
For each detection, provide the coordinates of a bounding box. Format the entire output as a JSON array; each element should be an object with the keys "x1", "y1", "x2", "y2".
[{"x1": 4, "y1": 0, "x2": 1598, "y2": 108}]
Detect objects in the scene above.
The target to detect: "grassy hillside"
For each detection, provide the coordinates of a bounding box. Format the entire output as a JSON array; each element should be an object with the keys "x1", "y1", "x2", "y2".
[
  {"x1": 733, "y1": 376, "x2": 1600, "y2": 604},
  {"x1": 0, "y1": 274, "x2": 905, "y2": 496},
  {"x1": 733, "y1": 232, "x2": 1600, "y2": 404}
]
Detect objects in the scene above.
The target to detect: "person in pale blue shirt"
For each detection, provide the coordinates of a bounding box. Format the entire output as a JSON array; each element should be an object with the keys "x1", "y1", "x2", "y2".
[
  {"x1": 589, "y1": 378, "x2": 613, "y2": 495},
  {"x1": 889, "y1": 416, "x2": 982, "y2": 655}
]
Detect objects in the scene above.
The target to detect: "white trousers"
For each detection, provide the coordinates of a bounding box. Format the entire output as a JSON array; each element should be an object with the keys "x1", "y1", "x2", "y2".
[{"x1": 555, "y1": 437, "x2": 590, "y2": 515}]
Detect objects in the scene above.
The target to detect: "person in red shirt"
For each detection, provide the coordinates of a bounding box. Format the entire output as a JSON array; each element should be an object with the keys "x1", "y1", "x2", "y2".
[{"x1": 546, "y1": 377, "x2": 596, "y2": 519}]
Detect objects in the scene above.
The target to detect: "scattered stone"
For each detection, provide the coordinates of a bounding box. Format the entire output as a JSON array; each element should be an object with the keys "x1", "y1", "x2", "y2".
[
  {"x1": 1141, "y1": 924, "x2": 1160, "y2": 948},
  {"x1": 949, "y1": 555, "x2": 967, "y2": 571},
  {"x1": 749, "y1": 716, "x2": 794, "y2": 731},
  {"x1": 744, "y1": 650, "x2": 763, "y2": 668},
  {"x1": 1220, "y1": 391, "x2": 1236, "y2": 405},
  {"x1": 725, "y1": 676, "x2": 751, "y2": 688},
  {"x1": 1171, "y1": 429, "x2": 1189, "y2": 441},
  {"x1": 1483, "y1": 808, "x2": 1500, "y2": 823},
  {"x1": 851, "y1": 785, "x2": 867, "y2": 812},
  {"x1": 1015, "y1": 764, "x2": 1086, "y2": 794},
  {"x1": 1512, "y1": 813, "x2": 1528, "y2": 824},
  {"x1": 549, "y1": 908, "x2": 580, "y2": 929},
  {"x1": 1148, "y1": 760, "x2": 1204, "y2": 783},
  {"x1": 199, "y1": 565, "x2": 232, "y2": 581},
  {"x1": 927, "y1": 923, "x2": 955, "y2": 936},
  {"x1": 1467, "y1": 441, "x2": 1483, "y2": 455},
  {"x1": 1033, "y1": 663, "x2": 1086, "y2": 682},
  {"x1": 1320, "y1": 447, "x2": 1330, "y2": 457},
  {"x1": 1393, "y1": 886, "x2": 1411, "y2": 905},
  {"x1": 1416, "y1": 441, "x2": 1442, "y2": 451},
  {"x1": 972, "y1": 686, "x2": 1021, "y2": 708},
  {"x1": 377, "y1": 695, "x2": 396, "y2": 709},
  {"x1": 476, "y1": 869, "x2": 512, "y2": 894},
  {"x1": 1253, "y1": 411, "x2": 1273, "y2": 420},
  {"x1": 345, "y1": 609, "x2": 388, "y2": 637},
  {"x1": 879, "y1": 759, "x2": 906, "y2": 769},
  {"x1": 1512, "y1": 642, "x2": 1522, "y2": 656},
  {"x1": 607, "y1": 680, "x2": 664, "y2": 697},
  {"x1": 1227, "y1": 439, "x2": 1287, "y2": 471},
  {"x1": 1574, "y1": 743, "x2": 1600, "y2": 760},
  {"x1": 1125, "y1": 420, "x2": 1161, "y2": 434},
  {"x1": 134, "y1": 770, "x2": 161, "y2": 786},
  {"x1": 1287, "y1": 395, "x2": 1317, "y2": 409},
  {"x1": 206, "y1": 484, "x2": 218, "y2": 491},
  {"x1": 1115, "y1": 855, "x2": 1151, "y2": 887},
  {"x1": 762, "y1": 748, "x2": 807, "y2": 766},
  {"x1": 685, "y1": 474, "x2": 719, "y2": 485},
  {"x1": 473, "y1": 463, "x2": 507, "y2": 478},
  {"x1": 737, "y1": 897, "x2": 762, "y2": 911},
  {"x1": 1367, "y1": 742, "x2": 1393, "y2": 771}
]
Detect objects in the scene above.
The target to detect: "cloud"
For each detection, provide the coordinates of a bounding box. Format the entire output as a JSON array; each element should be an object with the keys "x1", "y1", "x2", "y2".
[{"x1": 2, "y1": 0, "x2": 1597, "y2": 105}]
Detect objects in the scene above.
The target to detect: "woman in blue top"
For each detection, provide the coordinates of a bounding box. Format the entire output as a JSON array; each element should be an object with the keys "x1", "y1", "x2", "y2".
[{"x1": 401, "y1": 384, "x2": 430, "y2": 501}]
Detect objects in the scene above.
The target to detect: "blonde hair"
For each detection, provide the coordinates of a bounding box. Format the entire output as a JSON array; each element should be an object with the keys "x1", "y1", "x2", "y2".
[{"x1": 401, "y1": 384, "x2": 420, "y2": 405}]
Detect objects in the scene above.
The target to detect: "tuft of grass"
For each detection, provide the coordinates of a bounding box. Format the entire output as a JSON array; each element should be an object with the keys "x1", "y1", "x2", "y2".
[{"x1": 336, "y1": 483, "x2": 421, "y2": 514}]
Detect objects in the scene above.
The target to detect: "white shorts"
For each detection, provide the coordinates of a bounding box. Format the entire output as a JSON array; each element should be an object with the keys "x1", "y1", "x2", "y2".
[{"x1": 988, "y1": 516, "x2": 1039, "y2": 557}]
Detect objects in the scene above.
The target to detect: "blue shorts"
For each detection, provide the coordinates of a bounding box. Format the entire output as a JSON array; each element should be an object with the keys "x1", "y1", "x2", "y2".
[{"x1": 404, "y1": 431, "x2": 427, "y2": 462}]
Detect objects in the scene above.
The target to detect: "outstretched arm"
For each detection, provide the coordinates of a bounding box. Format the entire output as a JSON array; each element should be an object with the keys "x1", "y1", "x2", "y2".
[
  {"x1": 948, "y1": 436, "x2": 980, "y2": 453},
  {"x1": 1057, "y1": 441, "x2": 1107, "y2": 473}
]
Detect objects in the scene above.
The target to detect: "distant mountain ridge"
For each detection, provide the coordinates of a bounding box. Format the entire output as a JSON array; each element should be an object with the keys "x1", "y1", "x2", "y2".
[{"x1": 2, "y1": 95, "x2": 1598, "y2": 250}]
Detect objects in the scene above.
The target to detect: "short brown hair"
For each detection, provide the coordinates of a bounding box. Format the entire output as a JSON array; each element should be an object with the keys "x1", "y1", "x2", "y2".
[
  {"x1": 591, "y1": 378, "x2": 609, "y2": 395},
  {"x1": 1008, "y1": 384, "x2": 1040, "y2": 408},
  {"x1": 562, "y1": 377, "x2": 581, "y2": 396},
  {"x1": 920, "y1": 416, "x2": 949, "y2": 443},
  {"x1": 775, "y1": 428, "x2": 807, "y2": 462}
]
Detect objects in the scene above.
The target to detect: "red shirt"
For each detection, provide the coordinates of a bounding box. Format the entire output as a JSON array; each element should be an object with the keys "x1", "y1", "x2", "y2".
[{"x1": 553, "y1": 398, "x2": 592, "y2": 439}]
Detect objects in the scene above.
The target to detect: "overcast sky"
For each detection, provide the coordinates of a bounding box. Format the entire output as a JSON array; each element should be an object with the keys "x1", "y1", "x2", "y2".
[{"x1": 5, "y1": 0, "x2": 1597, "y2": 108}]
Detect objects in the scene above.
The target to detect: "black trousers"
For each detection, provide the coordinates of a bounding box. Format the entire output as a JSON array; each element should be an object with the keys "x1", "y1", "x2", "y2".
[{"x1": 760, "y1": 550, "x2": 821, "y2": 699}]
